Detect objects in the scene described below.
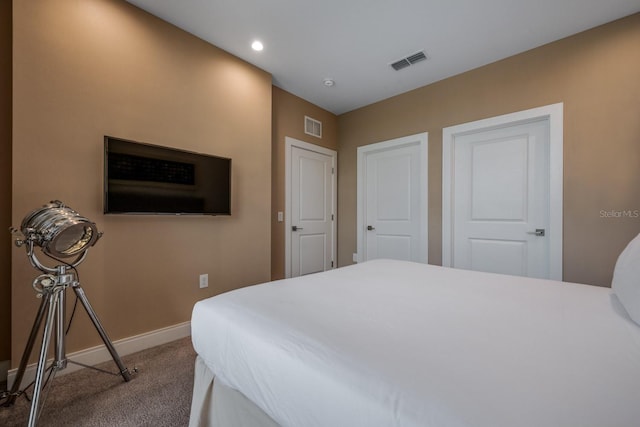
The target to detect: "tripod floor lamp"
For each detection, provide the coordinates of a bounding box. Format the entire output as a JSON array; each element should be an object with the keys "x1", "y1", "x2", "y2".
[{"x1": 2, "y1": 201, "x2": 133, "y2": 427}]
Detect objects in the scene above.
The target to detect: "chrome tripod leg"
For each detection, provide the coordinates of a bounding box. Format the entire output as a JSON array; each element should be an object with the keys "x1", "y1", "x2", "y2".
[
  {"x1": 5, "y1": 292, "x2": 50, "y2": 406},
  {"x1": 28, "y1": 288, "x2": 60, "y2": 427},
  {"x1": 54, "y1": 286, "x2": 67, "y2": 370},
  {"x1": 71, "y1": 284, "x2": 132, "y2": 382}
]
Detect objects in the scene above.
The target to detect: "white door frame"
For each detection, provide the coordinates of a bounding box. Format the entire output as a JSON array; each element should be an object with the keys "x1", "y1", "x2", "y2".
[
  {"x1": 442, "y1": 103, "x2": 563, "y2": 280},
  {"x1": 357, "y1": 132, "x2": 429, "y2": 264},
  {"x1": 285, "y1": 137, "x2": 337, "y2": 278}
]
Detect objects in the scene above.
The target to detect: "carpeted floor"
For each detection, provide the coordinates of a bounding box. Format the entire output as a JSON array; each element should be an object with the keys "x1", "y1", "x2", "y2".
[{"x1": 0, "y1": 336, "x2": 196, "y2": 426}]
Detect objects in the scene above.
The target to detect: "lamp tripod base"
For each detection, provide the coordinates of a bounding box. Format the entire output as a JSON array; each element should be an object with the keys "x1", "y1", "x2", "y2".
[{"x1": 4, "y1": 267, "x2": 132, "y2": 427}]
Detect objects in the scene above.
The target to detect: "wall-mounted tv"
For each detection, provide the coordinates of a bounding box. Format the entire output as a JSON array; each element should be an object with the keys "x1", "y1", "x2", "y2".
[{"x1": 104, "y1": 136, "x2": 231, "y2": 215}]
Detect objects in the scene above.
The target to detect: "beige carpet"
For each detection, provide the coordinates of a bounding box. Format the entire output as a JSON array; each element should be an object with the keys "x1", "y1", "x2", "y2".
[{"x1": 0, "y1": 336, "x2": 196, "y2": 426}]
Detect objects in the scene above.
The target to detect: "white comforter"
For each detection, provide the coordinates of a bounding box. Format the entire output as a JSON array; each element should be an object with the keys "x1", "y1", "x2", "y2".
[{"x1": 191, "y1": 259, "x2": 640, "y2": 427}]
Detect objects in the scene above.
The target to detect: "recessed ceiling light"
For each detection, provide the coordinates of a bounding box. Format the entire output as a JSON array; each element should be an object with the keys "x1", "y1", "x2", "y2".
[
  {"x1": 251, "y1": 40, "x2": 264, "y2": 51},
  {"x1": 323, "y1": 78, "x2": 335, "y2": 87}
]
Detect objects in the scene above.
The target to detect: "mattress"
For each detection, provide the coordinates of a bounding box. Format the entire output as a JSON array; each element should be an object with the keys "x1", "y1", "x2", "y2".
[{"x1": 191, "y1": 259, "x2": 640, "y2": 427}]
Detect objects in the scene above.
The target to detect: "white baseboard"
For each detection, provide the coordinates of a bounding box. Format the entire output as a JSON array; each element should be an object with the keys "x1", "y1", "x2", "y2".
[
  {"x1": 7, "y1": 321, "x2": 191, "y2": 389},
  {"x1": 1, "y1": 359, "x2": 9, "y2": 383}
]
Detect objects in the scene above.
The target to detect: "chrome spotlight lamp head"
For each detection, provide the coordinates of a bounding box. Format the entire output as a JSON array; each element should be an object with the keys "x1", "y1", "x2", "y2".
[{"x1": 13, "y1": 200, "x2": 102, "y2": 272}]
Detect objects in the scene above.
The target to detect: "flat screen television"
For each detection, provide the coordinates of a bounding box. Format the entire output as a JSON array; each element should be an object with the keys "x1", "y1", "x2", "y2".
[{"x1": 104, "y1": 136, "x2": 231, "y2": 215}]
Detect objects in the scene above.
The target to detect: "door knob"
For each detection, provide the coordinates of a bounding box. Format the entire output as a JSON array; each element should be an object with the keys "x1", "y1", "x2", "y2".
[
  {"x1": 527, "y1": 228, "x2": 545, "y2": 237},
  {"x1": 367, "y1": 225, "x2": 375, "y2": 231},
  {"x1": 292, "y1": 225, "x2": 303, "y2": 231}
]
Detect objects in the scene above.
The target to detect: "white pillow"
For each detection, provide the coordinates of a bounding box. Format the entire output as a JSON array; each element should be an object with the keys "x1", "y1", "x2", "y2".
[{"x1": 612, "y1": 232, "x2": 640, "y2": 324}]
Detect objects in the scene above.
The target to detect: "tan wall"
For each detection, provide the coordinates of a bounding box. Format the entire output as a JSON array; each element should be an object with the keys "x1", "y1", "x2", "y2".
[
  {"x1": 338, "y1": 13, "x2": 640, "y2": 287},
  {"x1": 0, "y1": 0, "x2": 11, "y2": 363},
  {"x1": 271, "y1": 87, "x2": 338, "y2": 279},
  {"x1": 11, "y1": 0, "x2": 272, "y2": 365}
]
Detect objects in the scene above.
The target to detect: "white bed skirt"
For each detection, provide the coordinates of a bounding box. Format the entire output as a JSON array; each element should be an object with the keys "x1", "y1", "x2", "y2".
[{"x1": 189, "y1": 355, "x2": 280, "y2": 427}]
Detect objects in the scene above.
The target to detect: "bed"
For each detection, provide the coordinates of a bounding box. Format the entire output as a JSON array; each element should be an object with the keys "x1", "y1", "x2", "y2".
[{"x1": 189, "y1": 234, "x2": 640, "y2": 427}]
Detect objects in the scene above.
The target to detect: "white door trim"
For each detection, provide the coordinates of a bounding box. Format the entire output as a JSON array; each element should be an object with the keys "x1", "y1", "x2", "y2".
[
  {"x1": 442, "y1": 103, "x2": 563, "y2": 280},
  {"x1": 285, "y1": 137, "x2": 337, "y2": 278},
  {"x1": 357, "y1": 132, "x2": 428, "y2": 264}
]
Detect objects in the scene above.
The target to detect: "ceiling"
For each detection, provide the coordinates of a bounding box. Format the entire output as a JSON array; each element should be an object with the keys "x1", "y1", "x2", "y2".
[{"x1": 126, "y1": 0, "x2": 639, "y2": 115}]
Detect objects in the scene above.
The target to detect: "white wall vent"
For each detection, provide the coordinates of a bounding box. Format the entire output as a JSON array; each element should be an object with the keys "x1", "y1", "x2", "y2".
[
  {"x1": 391, "y1": 50, "x2": 428, "y2": 71},
  {"x1": 304, "y1": 116, "x2": 322, "y2": 138}
]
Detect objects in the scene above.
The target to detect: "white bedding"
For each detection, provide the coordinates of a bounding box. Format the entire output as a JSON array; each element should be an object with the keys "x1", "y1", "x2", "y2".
[{"x1": 191, "y1": 259, "x2": 640, "y2": 427}]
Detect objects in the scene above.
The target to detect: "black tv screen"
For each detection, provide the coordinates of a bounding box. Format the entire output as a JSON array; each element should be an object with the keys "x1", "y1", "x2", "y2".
[{"x1": 104, "y1": 136, "x2": 231, "y2": 215}]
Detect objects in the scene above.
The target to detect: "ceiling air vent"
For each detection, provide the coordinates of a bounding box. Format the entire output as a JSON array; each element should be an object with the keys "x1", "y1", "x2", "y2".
[
  {"x1": 390, "y1": 50, "x2": 428, "y2": 71},
  {"x1": 305, "y1": 116, "x2": 322, "y2": 139}
]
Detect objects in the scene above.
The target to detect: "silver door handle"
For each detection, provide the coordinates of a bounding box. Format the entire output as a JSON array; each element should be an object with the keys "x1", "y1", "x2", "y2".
[
  {"x1": 527, "y1": 228, "x2": 545, "y2": 237},
  {"x1": 367, "y1": 225, "x2": 375, "y2": 231},
  {"x1": 292, "y1": 226, "x2": 303, "y2": 231}
]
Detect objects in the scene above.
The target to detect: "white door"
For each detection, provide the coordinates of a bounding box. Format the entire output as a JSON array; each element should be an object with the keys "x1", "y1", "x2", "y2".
[
  {"x1": 357, "y1": 133, "x2": 428, "y2": 263},
  {"x1": 286, "y1": 138, "x2": 336, "y2": 278},
  {"x1": 443, "y1": 104, "x2": 563, "y2": 280}
]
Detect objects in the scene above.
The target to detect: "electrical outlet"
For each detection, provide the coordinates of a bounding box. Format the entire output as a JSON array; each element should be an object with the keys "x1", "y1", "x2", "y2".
[
  {"x1": 353, "y1": 253, "x2": 358, "y2": 263},
  {"x1": 199, "y1": 274, "x2": 208, "y2": 288}
]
